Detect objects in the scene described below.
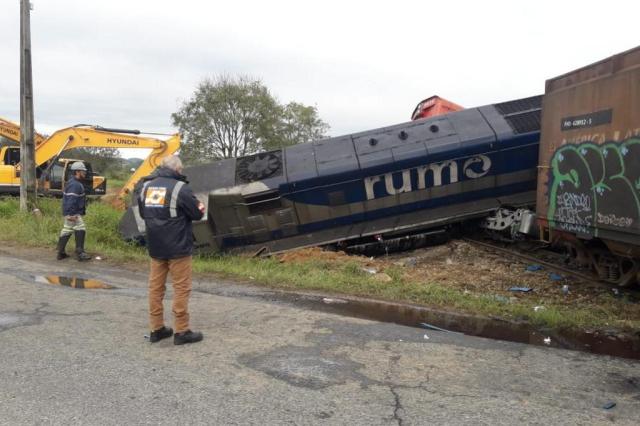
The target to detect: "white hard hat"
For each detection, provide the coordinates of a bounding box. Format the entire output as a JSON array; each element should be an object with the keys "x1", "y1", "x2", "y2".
[{"x1": 70, "y1": 161, "x2": 87, "y2": 172}]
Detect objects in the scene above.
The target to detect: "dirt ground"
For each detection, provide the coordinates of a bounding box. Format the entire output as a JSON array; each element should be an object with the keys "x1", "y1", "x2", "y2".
[{"x1": 278, "y1": 240, "x2": 638, "y2": 308}]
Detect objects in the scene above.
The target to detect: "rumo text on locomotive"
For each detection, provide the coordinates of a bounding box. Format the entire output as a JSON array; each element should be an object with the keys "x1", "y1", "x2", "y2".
[{"x1": 364, "y1": 155, "x2": 491, "y2": 200}]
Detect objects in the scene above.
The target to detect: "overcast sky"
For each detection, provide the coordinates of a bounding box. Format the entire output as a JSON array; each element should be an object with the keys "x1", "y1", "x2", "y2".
[{"x1": 1, "y1": 0, "x2": 638, "y2": 157}]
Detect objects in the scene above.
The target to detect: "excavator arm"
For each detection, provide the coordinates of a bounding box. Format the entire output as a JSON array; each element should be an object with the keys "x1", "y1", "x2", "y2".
[
  {"x1": 33, "y1": 125, "x2": 181, "y2": 204},
  {"x1": 0, "y1": 117, "x2": 46, "y2": 146}
]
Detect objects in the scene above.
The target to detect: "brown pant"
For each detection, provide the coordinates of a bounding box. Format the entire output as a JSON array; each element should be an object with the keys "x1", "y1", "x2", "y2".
[{"x1": 148, "y1": 255, "x2": 192, "y2": 333}]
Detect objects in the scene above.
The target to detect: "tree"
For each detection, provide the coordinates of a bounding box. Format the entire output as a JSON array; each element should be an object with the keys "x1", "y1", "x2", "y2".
[
  {"x1": 172, "y1": 75, "x2": 329, "y2": 163},
  {"x1": 0, "y1": 135, "x2": 13, "y2": 147},
  {"x1": 263, "y1": 102, "x2": 330, "y2": 152},
  {"x1": 64, "y1": 147, "x2": 122, "y2": 176}
]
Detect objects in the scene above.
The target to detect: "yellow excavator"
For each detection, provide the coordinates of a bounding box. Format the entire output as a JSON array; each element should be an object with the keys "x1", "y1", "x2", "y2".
[
  {"x1": 0, "y1": 117, "x2": 47, "y2": 146},
  {"x1": 0, "y1": 117, "x2": 181, "y2": 207}
]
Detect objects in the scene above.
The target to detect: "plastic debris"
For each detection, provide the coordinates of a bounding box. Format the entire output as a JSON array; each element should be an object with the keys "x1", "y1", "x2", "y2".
[
  {"x1": 322, "y1": 297, "x2": 348, "y2": 305},
  {"x1": 543, "y1": 337, "x2": 551, "y2": 345},
  {"x1": 509, "y1": 287, "x2": 533, "y2": 293},
  {"x1": 94, "y1": 256, "x2": 102, "y2": 261},
  {"x1": 534, "y1": 306, "x2": 545, "y2": 312},
  {"x1": 612, "y1": 288, "x2": 620, "y2": 296},
  {"x1": 549, "y1": 272, "x2": 563, "y2": 281},
  {"x1": 361, "y1": 267, "x2": 378, "y2": 274},
  {"x1": 420, "y1": 322, "x2": 462, "y2": 334},
  {"x1": 562, "y1": 285, "x2": 569, "y2": 295},
  {"x1": 143, "y1": 335, "x2": 149, "y2": 340},
  {"x1": 526, "y1": 264, "x2": 543, "y2": 272},
  {"x1": 602, "y1": 401, "x2": 616, "y2": 410},
  {"x1": 423, "y1": 334, "x2": 430, "y2": 340}
]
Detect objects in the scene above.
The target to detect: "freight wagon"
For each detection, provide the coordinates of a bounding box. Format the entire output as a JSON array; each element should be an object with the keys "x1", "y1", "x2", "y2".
[{"x1": 537, "y1": 46, "x2": 640, "y2": 286}]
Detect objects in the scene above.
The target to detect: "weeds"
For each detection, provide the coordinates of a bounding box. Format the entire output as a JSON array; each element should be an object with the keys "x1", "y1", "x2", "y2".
[{"x1": 0, "y1": 196, "x2": 637, "y2": 332}]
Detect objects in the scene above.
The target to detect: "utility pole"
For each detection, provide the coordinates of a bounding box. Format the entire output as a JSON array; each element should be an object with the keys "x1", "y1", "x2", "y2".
[{"x1": 20, "y1": 0, "x2": 37, "y2": 211}]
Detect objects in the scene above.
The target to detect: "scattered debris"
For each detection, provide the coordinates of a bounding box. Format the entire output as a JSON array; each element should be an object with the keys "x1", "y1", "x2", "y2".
[
  {"x1": 549, "y1": 272, "x2": 563, "y2": 281},
  {"x1": 249, "y1": 276, "x2": 255, "y2": 280},
  {"x1": 420, "y1": 322, "x2": 462, "y2": 334},
  {"x1": 322, "y1": 297, "x2": 348, "y2": 305},
  {"x1": 602, "y1": 401, "x2": 617, "y2": 410},
  {"x1": 275, "y1": 242, "x2": 639, "y2": 318},
  {"x1": 562, "y1": 285, "x2": 569, "y2": 295},
  {"x1": 509, "y1": 287, "x2": 533, "y2": 293},
  {"x1": 526, "y1": 264, "x2": 543, "y2": 272},
  {"x1": 94, "y1": 256, "x2": 102, "y2": 261},
  {"x1": 543, "y1": 337, "x2": 551, "y2": 345},
  {"x1": 252, "y1": 246, "x2": 268, "y2": 257},
  {"x1": 361, "y1": 267, "x2": 378, "y2": 274},
  {"x1": 423, "y1": 334, "x2": 430, "y2": 340},
  {"x1": 143, "y1": 335, "x2": 149, "y2": 340},
  {"x1": 534, "y1": 306, "x2": 545, "y2": 312}
]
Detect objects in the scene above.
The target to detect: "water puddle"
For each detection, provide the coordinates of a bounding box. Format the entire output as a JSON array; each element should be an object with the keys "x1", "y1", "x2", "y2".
[
  {"x1": 34, "y1": 275, "x2": 115, "y2": 289},
  {"x1": 282, "y1": 294, "x2": 640, "y2": 360}
]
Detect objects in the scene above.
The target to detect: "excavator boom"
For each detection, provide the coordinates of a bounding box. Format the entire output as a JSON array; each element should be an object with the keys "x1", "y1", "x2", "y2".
[
  {"x1": 1, "y1": 118, "x2": 180, "y2": 206},
  {"x1": 33, "y1": 125, "x2": 181, "y2": 204},
  {"x1": 0, "y1": 117, "x2": 46, "y2": 146}
]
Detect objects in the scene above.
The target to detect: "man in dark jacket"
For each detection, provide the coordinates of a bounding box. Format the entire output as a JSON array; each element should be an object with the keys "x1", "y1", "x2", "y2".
[
  {"x1": 137, "y1": 155, "x2": 205, "y2": 345},
  {"x1": 57, "y1": 161, "x2": 92, "y2": 261}
]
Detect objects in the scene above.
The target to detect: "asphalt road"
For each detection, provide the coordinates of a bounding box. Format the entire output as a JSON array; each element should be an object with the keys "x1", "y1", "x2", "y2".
[{"x1": 1, "y1": 250, "x2": 639, "y2": 425}]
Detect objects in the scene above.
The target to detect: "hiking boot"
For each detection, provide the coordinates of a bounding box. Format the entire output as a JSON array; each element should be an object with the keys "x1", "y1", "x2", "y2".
[
  {"x1": 74, "y1": 230, "x2": 92, "y2": 261},
  {"x1": 174, "y1": 330, "x2": 203, "y2": 345},
  {"x1": 56, "y1": 234, "x2": 72, "y2": 260},
  {"x1": 76, "y1": 251, "x2": 92, "y2": 261},
  {"x1": 149, "y1": 326, "x2": 173, "y2": 343}
]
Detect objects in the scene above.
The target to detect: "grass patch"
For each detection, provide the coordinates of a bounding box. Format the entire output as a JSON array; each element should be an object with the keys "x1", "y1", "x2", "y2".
[
  {"x1": 0, "y1": 196, "x2": 637, "y2": 333},
  {"x1": 0, "y1": 197, "x2": 146, "y2": 262}
]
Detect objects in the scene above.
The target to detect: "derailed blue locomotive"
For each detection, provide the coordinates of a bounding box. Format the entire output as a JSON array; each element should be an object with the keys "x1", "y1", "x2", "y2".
[{"x1": 181, "y1": 95, "x2": 542, "y2": 254}]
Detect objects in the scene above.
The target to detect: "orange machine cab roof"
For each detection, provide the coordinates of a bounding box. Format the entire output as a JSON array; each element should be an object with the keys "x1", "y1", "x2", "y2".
[{"x1": 411, "y1": 96, "x2": 464, "y2": 120}]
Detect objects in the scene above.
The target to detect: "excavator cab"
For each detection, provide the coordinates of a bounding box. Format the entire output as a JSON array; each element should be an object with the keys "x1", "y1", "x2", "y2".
[
  {"x1": 0, "y1": 146, "x2": 21, "y2": 194},
  {"x1": 3, "y1": 146, "x2": 20, "y2": 166},
  {"x1": 41, "y1": 159, "x2": 106, "y2": 196}
]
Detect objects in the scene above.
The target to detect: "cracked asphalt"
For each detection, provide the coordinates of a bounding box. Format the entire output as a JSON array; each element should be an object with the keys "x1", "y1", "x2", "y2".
[{"x1": 1, "y1": 249, "x2": 640, "y2": 425}]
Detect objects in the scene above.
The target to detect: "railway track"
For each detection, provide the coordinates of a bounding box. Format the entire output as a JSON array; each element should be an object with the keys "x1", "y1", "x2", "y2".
[{"x1": 462, "y1": 237, "x2": 607, "y2": 287}]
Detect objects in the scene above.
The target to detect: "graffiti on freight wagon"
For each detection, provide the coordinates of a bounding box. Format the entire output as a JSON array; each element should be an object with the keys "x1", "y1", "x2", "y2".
[{"x1": 547, "y1": 138, "x2": 640, "y2": 236}]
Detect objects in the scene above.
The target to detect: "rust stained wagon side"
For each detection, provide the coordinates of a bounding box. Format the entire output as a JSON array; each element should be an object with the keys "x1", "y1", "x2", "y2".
[{"x1": 537, "y1": 46, "x2": 640, "y2": 286}]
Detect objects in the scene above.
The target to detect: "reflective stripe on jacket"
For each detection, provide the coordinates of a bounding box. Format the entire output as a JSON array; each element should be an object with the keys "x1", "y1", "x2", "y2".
[
  {"x1": 137, "y1": 167, "x2": 204, "y2": 259},
  {"x1": 62, "y1": 177, "x2": 86, "y2": 216}
]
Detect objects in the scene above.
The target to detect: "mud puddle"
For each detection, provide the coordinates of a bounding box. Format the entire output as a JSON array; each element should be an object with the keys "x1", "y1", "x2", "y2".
[
  {"x1": 269, "y1": 292, "x2": 640, "y2": 360},
  {"x1": 34, "y1": 275, "x2": 115, "y2": 289}
]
